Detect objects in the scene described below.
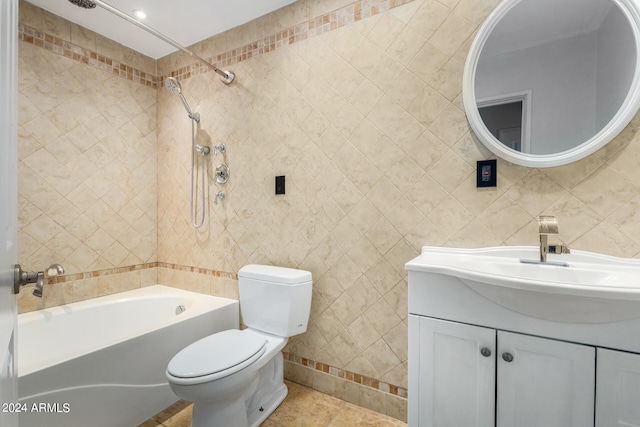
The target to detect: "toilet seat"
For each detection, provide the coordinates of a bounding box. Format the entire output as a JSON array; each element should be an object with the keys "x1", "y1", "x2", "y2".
[{"x1": 167, "y1": 329, "x2": 267, "y2": 384}]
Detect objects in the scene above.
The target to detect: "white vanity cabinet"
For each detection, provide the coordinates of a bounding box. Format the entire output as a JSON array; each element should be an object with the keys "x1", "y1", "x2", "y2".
[
  {"x1": 413, "y1": 316, "x2": 595, "y2": 427},
  {"x1": 596, "y1": 349, "x2": 640, "y2": 427},
  {"x1": 416, "y1": 317, "x2": 495, "y2": 427},
  {"x1": 497, "y1": 330, "x2": 594, "y2": 427},
  {"x1": 407, "y1": 259, "x2": 640, "y2": 427}
]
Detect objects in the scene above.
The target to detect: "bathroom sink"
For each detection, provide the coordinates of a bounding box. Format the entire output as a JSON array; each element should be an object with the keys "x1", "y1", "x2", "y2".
[{"x1": 406, "y1": 246, "x2": 640, "y2": 301}]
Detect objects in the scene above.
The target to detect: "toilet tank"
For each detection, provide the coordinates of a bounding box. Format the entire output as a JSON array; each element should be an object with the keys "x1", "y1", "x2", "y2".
[{"x1": 238, "y1": 265, "x2": 312, "y2": 337}]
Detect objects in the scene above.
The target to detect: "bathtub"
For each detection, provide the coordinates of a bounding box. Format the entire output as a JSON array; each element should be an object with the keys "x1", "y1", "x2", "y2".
[{"x1": 17, "y1": 285, "x2": 239, "y2": 427}]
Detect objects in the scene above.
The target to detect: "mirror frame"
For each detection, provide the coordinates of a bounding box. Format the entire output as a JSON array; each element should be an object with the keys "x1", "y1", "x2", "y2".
[{"x1": 463, "y1": 0, "x2": 640, "y2": 167}]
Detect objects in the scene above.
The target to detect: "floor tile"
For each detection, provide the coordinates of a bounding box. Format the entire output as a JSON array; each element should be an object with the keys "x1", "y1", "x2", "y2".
[{"x1": 141, "y1": 380, "x2": 406, "y2": 427}]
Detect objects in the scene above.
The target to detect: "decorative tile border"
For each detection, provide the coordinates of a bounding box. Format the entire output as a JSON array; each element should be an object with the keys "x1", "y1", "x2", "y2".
[
  {"x1": 20, "y1": 0, "x2": 415, "y2": 90},
  {"x1": 18, "y1": 23, "x2": 158, "y2": 88},
  {"x1": 46, "y1": 262, "x2": 158, "y2": 284},
  {"x1": 47, "y1": 262, "x2": 236, "y2": 284},
  {"x1": 283, "y1": 352, "x2": 408, "y2": 399},
  {"x1": 157, "y1": 262, "x2": 238, "y2": 280},
  {"x1": 163, "y1": 0, "x2": 416, "y2": 83}
]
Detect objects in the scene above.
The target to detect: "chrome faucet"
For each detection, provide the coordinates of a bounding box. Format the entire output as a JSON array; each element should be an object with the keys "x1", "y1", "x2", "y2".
[{"x1": 538, "y1": 216, "x2": 570, "y2": 263}]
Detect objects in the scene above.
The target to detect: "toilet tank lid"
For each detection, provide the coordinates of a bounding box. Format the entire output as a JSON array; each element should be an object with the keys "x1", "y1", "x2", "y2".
[{"x1": 239, "y1": 264, "x2": 312, "y2": 285}]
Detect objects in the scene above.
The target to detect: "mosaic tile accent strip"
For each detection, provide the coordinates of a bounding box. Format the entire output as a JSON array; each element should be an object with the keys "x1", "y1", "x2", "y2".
[
  {"x1": 19, "y1": 0, "x2": 415, "y2": 90},
  {"x1": 46, "y1": 262, "x2": 158, "y2": 284},
  {"x1": 162, "y1": 0, "x2": 416, "y2": 83},
  {"x1": 18, "y1": 23, "x2": 158, "y2": 88},
  {"x1": 46, "y1": 262, "x2": 236, "y2": 284},
  {"x1": 157, "y1": 262, "x2": 238, "y2": 280},
  {"x1": 283, "y1": 352, "x2": 408, "y2": 399}
]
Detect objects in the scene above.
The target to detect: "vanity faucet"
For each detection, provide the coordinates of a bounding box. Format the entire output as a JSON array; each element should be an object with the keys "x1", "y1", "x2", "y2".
[{"x1": 539, "y1": 216, "x2": 570, "y2": 262}]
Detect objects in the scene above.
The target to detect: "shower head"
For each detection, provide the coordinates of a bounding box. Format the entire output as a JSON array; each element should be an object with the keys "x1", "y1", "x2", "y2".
[
  {"x1": 165, "y1": 77, "x2": 199, "y2": 122},
  {"x1": 165, "y1": 77, "x2": 182, "y2": 96},
  {"x1": 68, "y1": 0, "x2": 97, "y2": 9}
]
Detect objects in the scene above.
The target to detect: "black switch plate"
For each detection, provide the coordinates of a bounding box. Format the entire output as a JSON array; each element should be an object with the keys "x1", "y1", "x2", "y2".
[
  {"x1": 477, "y1": 159, "x2": 497, "y2": 188},
  {"x1": 275, "y1": 175, "x2": 285, "y2": 195}
]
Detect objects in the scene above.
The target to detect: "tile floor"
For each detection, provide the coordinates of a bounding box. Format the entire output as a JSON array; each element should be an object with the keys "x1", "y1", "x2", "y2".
[{"x1": 139, "y1": 380, "x2": 407, "y2": 427}]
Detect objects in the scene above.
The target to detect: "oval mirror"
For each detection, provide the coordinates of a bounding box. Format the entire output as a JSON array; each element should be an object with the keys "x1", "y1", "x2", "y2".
[{"x1": 463, "y1": 0, "x2": 640, "y2": 167}]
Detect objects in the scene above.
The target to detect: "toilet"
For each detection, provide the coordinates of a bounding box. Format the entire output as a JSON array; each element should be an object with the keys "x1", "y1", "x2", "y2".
[{"x1": 165, "y1": 264, "x2": 312, "y2": 427}]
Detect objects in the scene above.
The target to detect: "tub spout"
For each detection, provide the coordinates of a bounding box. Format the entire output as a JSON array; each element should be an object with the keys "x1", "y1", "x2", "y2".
[{"x1": 47, "y1": 264, "x2": 65, "y2": 276}]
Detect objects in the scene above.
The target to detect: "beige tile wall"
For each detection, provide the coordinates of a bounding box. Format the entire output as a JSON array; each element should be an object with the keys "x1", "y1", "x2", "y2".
[
  {"x1": 17, "y1": 1, "x2": 158, "y2": 306},
  {"x1": 156, "y1": 0, "x2": 640, "y2": 420}
]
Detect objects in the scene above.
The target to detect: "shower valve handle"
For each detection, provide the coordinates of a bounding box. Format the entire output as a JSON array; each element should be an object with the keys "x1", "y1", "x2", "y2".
[
  {"x1": 214, "y1": 191, "x2": 225, "y2": 205},
  {"x1": 213, "y1": 144, "x2": 226, "y2": 155}
]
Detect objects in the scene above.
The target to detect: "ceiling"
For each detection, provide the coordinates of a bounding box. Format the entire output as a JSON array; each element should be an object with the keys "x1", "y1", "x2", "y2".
[
  {"x1": 26, "y1": 0, "x2": 298, "y2": 59},
  {"x1": 482, "y1": 0, "x2": 614, "y2": 57}
]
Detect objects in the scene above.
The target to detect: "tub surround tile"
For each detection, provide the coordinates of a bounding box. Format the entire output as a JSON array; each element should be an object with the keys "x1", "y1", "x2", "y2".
[
  {"x1": 72, "y1": 276, "x2": 99, "y2": 302},
  {"x1": 17, "y1": 284, "x2": 45, "y2": 313},
  {"x1": 43, "y1": 281, "x2": 73, "y2": 309},
  {"x1": 97, "y1": 273, "x2": 123, "y2": 297},
  {"x1": 18, "y1": 264, "x2": 156, "y2": 313},
  {"x1": 18, "y1": 0, "x2": 156, "y2": 75},
  {"x1": 18, "y1": 24, "x2": 157, "y2": 88},
  {"x1": 17, "y1": 262, "x2": 239, "y2": 313},
  {"x1": 18, "y1": 36, "x2": 158, "y2": 279}
]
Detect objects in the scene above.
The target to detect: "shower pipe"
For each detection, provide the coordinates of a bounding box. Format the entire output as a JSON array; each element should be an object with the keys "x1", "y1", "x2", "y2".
[{"x1": 88, "y1": 0, "x2": 235, "y2": 84}]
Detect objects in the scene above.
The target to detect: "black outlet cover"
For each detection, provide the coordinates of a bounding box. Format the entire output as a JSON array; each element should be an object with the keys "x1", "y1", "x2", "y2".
[
  {"x1": 477, "y1": 160, "x2": 497, "y2": 188},
  {"x1": 275, "y1": 175, "x2": 285, "y2": 195}
]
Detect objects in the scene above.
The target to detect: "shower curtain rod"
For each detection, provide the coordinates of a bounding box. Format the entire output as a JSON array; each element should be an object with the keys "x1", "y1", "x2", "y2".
[{"x1": 91, "y1": 0, "x2": 235, "y2": 84}]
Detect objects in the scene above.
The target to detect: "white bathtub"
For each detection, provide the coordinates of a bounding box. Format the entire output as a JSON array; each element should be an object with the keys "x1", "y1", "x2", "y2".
[{"x1": 17, "y1": 285, "x2": 239, "y2": 427}]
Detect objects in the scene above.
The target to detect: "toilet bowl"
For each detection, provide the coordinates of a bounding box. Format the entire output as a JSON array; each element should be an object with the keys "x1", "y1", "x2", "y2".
[{"x1": 166, "y1": 265, "x2": 312, "y2": 427}]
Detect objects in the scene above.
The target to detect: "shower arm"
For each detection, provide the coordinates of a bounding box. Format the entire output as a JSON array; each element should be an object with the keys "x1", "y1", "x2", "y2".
[{"x1": 90, "y1": 0, "x2": 235, "y2": 84}]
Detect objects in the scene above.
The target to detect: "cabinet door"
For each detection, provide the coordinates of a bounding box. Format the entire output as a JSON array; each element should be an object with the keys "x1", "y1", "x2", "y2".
[
  {"x1": 596, "y1": 348, "x2": 640, "y2": 427},
  {"x1": 418, "y1": 317, "x2": 495, "y2": 427},
  {"x1": 497, "y1": 331, "x2": 595, "y2": 427}
]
